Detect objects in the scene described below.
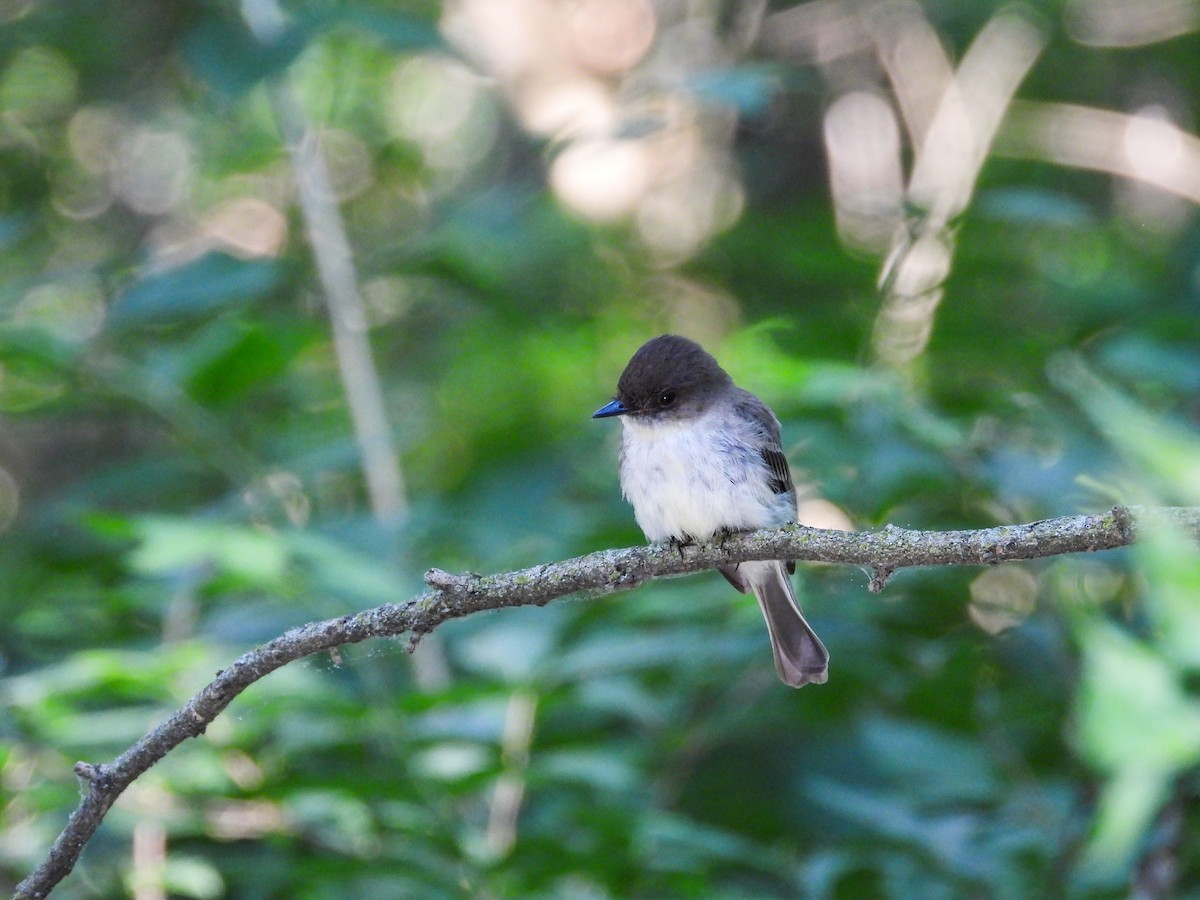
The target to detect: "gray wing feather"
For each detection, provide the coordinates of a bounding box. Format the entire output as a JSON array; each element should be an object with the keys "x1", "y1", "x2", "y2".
[{"x1": 732, "y1": 389, "x2": 796, "y2": 499}]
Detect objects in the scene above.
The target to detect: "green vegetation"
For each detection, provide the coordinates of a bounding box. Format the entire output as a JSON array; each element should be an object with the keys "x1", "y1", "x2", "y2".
[{"x1": 2, "y1": 0, "x2": 1199, "y2": 896}]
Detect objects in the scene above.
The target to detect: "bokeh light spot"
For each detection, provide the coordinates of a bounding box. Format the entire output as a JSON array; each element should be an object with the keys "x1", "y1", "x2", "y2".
[
  {"x1": 567, "y1": 0, "x2": 657, "y2": 77},
  {"x1": 0, "y1": 45, "x2": 77, "y2": 123},
  {"x1": 386, "y1": 54, "x2": 499, "y2": 181},
  {"x1": 14, "y1": 277, "x2": 106, "y2": 343},
  {"x1": 969, "y1": 566, "x2": 1038, "y2": 634},
  {"x1": 550, "y1": 138, "x2": 649, "y2": 221},
  {"x1": 112, "y1": 127, "x2": 195, "y2": 215},
  {"x1": 68, "y1": 105, "x2": 128, "y2": 175},
  {"x1": 202, "y1": 198, "x2": 288, "y2": 259},
  {"x1": 823, "y1": 90, "x2": 904, "y2": 253}
]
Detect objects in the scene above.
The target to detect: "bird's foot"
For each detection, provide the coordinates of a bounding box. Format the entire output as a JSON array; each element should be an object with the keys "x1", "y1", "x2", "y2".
[
  {"x1": 714, "y1": 526, "x2": 744, "y2": 550},
  {"x1": 667, "y1": 535, "x2": 696, "y2": 558}
]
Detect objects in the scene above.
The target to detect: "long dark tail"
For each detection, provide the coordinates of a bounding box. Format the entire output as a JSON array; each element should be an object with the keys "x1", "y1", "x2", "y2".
[{"x1": 722, "y1": 560, "x2": 829, "y2": 687}]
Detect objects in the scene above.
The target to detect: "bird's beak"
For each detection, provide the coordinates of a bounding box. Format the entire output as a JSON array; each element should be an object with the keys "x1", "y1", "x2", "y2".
[{"x1": 592, "y1": 399, "x2": 629, "y2": 419}]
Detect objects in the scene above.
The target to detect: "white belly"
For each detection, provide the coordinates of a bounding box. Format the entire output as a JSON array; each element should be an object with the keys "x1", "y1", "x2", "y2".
[{"x1": 618, "y1": 410, "x2": 792, "y2": 543}]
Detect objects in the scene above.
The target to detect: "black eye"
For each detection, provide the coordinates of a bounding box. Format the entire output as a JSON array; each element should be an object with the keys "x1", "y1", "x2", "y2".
[{"x1": 657, "y1": 391, "x2": 676, "y2": 407}]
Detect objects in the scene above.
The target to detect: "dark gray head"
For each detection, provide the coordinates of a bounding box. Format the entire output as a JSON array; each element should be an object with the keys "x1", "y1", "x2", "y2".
[{"x1": 593, "y1": 334, "x2": 733, "y2": 422}]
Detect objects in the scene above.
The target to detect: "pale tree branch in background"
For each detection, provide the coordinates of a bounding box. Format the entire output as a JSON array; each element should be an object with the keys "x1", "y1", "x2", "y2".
[
  {"x1": 15, "y1": 505, "x2": 1200, "y2": 899},
  {"x1": 870, "y1": 8, "x2": 1046, "y2": 368},
  {"x1": 996, "y1": 100, "x2": 1200, "y2": 204},
  {"x1": 239, "y1": 0, "x2": 458, "y2": 692},
  {"x1": 240, "y1": 0, "x2": 407, "y2": 523},
  {"x1": 812, "y1": 5, "x2": 1047, "y2": 367}
]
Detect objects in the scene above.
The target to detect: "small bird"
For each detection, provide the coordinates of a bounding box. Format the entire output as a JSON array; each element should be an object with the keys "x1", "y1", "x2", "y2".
[{"x1": 593, "y1": 334, "x2": 828, "y2": 687}]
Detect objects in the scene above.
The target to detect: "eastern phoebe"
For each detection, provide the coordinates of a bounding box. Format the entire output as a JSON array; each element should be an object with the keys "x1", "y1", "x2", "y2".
[{"x1": 594, "y1": 334, "x2": 829, "y2": 688}]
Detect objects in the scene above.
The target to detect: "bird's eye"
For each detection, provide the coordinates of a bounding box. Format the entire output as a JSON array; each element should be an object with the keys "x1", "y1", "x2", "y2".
[{"x1": 658, "y1": 391, "x2": 676, "y2": 407}]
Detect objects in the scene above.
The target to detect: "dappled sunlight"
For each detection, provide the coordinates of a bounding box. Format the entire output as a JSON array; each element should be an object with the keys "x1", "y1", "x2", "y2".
[
  {"x1": 443, "y1": 0, "x2": 743, "y2": 263},
  {"x1": 999, "y1": 100, "x2": 1200, "y2": 207},
  {"x1": 311, "y1": 129, "x2": 374, "y2": 202},
  {"x1": 968, "y1": 566, "x2": 1038, "y2": 634},
  {"x1": 13, "y1": 277, "x2": 106, "y2": 343},
  {"x1": 869, "y1": 9, "x2": 1045, "y2": 366},
  {"x1": 1066, "y1": 0, "x2": 1200, "y2": 47},
  {"x1": 549, "y1": 137, "x2": 650, "y2": 222},
  {"x1": 386, "y1": 53, "x2": 500, "y2": 188},
  {"x1": 795, "y1": 497, "x2": 854, "y2": 532},
  {"x1": 517, "y1": 77, "x2": 617, "y2": 137},
  {"x1": 568, "y1": 0, "x2": 656, "y2": 77},
  {"x1": 762, "y1": 0, "x2": 872, "y2": 64},
  {"x1": 634, "y1": 150, "x2": 744, "y2": 264},
  {"x1": 1118, "y1": 104, "x2": 1195, "y2": 235},
  {"x1": 822, "y1": 90, "x2": 903, "y2": 253},
  {"x1": 49, "y1": 165, "x2": 112, "y2": 221},
  {"x1": 904, "y1": 11, "x2": 1044, "y2": 228},
  {"x1": 67, "y1": 104, "x2": 128, "y2": 173},
  {"x1": 1125, "y1": 105, "x2": 1187, "y2": 183},
  {"x1": 201, "y1": 197, "x2": 288, "y2": 260},
  {"x1": 55, "y1": 83, "x2": 302, "y2": 273},
  {"x1": 444, "y1": 0, "x2": 656, "y2": 130},
  {"x1": 204, "y1": 799, "x2": 287, "y2": 841},
  {"x1": 0, "y1": 45, "x2": 76, "y2": 129},
  {"x1": 868, "y1": 1, "x2": 954, "y2": 158},
  {"x1": 651, "y1": 274, "x2": 742, "y2": 348},
  {"x1": 111, "y1": 126, "x2": 195, "y2": 216},
  {"x1": 777, "y1": 2, "x2": 1046, "y2": 367},
  {"x1": 872, "y1": 232, "x2": 951, "y2": 366}
]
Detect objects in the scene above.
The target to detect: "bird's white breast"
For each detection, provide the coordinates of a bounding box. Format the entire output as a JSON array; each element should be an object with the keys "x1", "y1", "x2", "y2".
[{"x1": 617, "y1": 405, "x2": 792, "y2": 543}]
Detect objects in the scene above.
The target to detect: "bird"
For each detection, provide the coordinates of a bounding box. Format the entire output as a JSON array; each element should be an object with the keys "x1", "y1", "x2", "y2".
[{"x1": 593, "y1": 334, "x2": 829, "y2": 687}]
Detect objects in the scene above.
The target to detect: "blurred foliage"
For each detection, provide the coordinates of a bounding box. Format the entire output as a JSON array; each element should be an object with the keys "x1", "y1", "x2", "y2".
[{"x1": 1, "y1": 0, "x2": 1200, "y2": 897}]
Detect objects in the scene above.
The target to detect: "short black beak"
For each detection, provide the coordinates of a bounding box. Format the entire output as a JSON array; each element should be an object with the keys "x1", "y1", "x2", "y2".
[{"x1": 592, "y1": 399, "x2": 629, "y2": 419}]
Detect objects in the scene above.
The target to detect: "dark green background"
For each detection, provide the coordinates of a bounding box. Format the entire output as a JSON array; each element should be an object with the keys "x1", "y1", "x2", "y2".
[{"x1": 2, "y1": 1, "x2": 1199, "y2": 897}]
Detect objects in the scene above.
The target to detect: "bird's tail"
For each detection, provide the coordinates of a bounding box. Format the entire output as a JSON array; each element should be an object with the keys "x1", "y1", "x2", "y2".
[{"x1": 723, "y1": 560, "x2": 829, "y2": 688}]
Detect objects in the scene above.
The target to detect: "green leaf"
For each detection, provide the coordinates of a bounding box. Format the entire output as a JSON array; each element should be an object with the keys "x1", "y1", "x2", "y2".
[
  {"x1": 859, "y1": 716, "x2": 1002, "y2": 805},
  {"x1": 285, "y1": 530, "x2": 402, "y2": 604},
  {"x1": 1137, "y1": 522, "x2": 1200, "y2": 670},
  {"x1": 537, "y1": 749, "x2": 639, "y2": 793},
  {"x1": 1073, "y1": 621, "x2": 1200, "y2": 874},
  {"x1": 637, "y1": 811, "x2": 776, "y2": 872},
  {"x1": 299, "y1": 7, "x2": 445, "y2": 52},
  {"x1": 109, "y1": 253, "x2": 280, "y2": 327},
  {"x1": 183, "y1": 319, "x2": 310, "y2": 405},
  {"x1": 1084, "y1": 767, "x2": 1170, "y2": 880},
  {"x1": 160, "y1": 856, "x2": 224, "y2": 900},
  {"x1": 129, "y1": 516, "x2": 287, "y2": 585},
  {"x1": 1051, "y1": 354, "x2": 1200, "y2": 502},
  {"x1": 182, "y1": 15, "x2": 308, "y2": 98},
  {"x1": 455, "y1": 609, "x2": 562, "y2": 681},
  {"x1": 1075, "y1": 621, "x2": 1200, "y2": 773}
]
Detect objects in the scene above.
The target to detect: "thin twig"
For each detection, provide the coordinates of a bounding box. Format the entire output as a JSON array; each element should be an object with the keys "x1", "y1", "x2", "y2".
[
  {"x1": 239, "y1": 0, "x2": 451, "y2": 691},
  {"x1": 241, "y1": 0, "x2": 407, "y2": 522},
  {"x1": 484, "y1": 689, "x2": 538, "y2": 858},
  {"x1": 14, "y1": 505, "x2": 1200, "y2": 898}
]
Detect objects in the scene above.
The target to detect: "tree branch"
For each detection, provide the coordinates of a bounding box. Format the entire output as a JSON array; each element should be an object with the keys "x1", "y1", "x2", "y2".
[
  {"x1": 15, "y1": 505, "x2": 1200, "y2": 898},
  {"x1": 241, "y1": 0, "x2": 408, "y2": 523}
]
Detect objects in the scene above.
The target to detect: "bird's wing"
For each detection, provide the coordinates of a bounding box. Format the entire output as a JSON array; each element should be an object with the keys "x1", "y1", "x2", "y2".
[
  {"x1": 733, "y1": 388, "x2": 795, "y2": 498},
  {"x1": 760, "y1": 445, "x2": 793, "y2": 497}
]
